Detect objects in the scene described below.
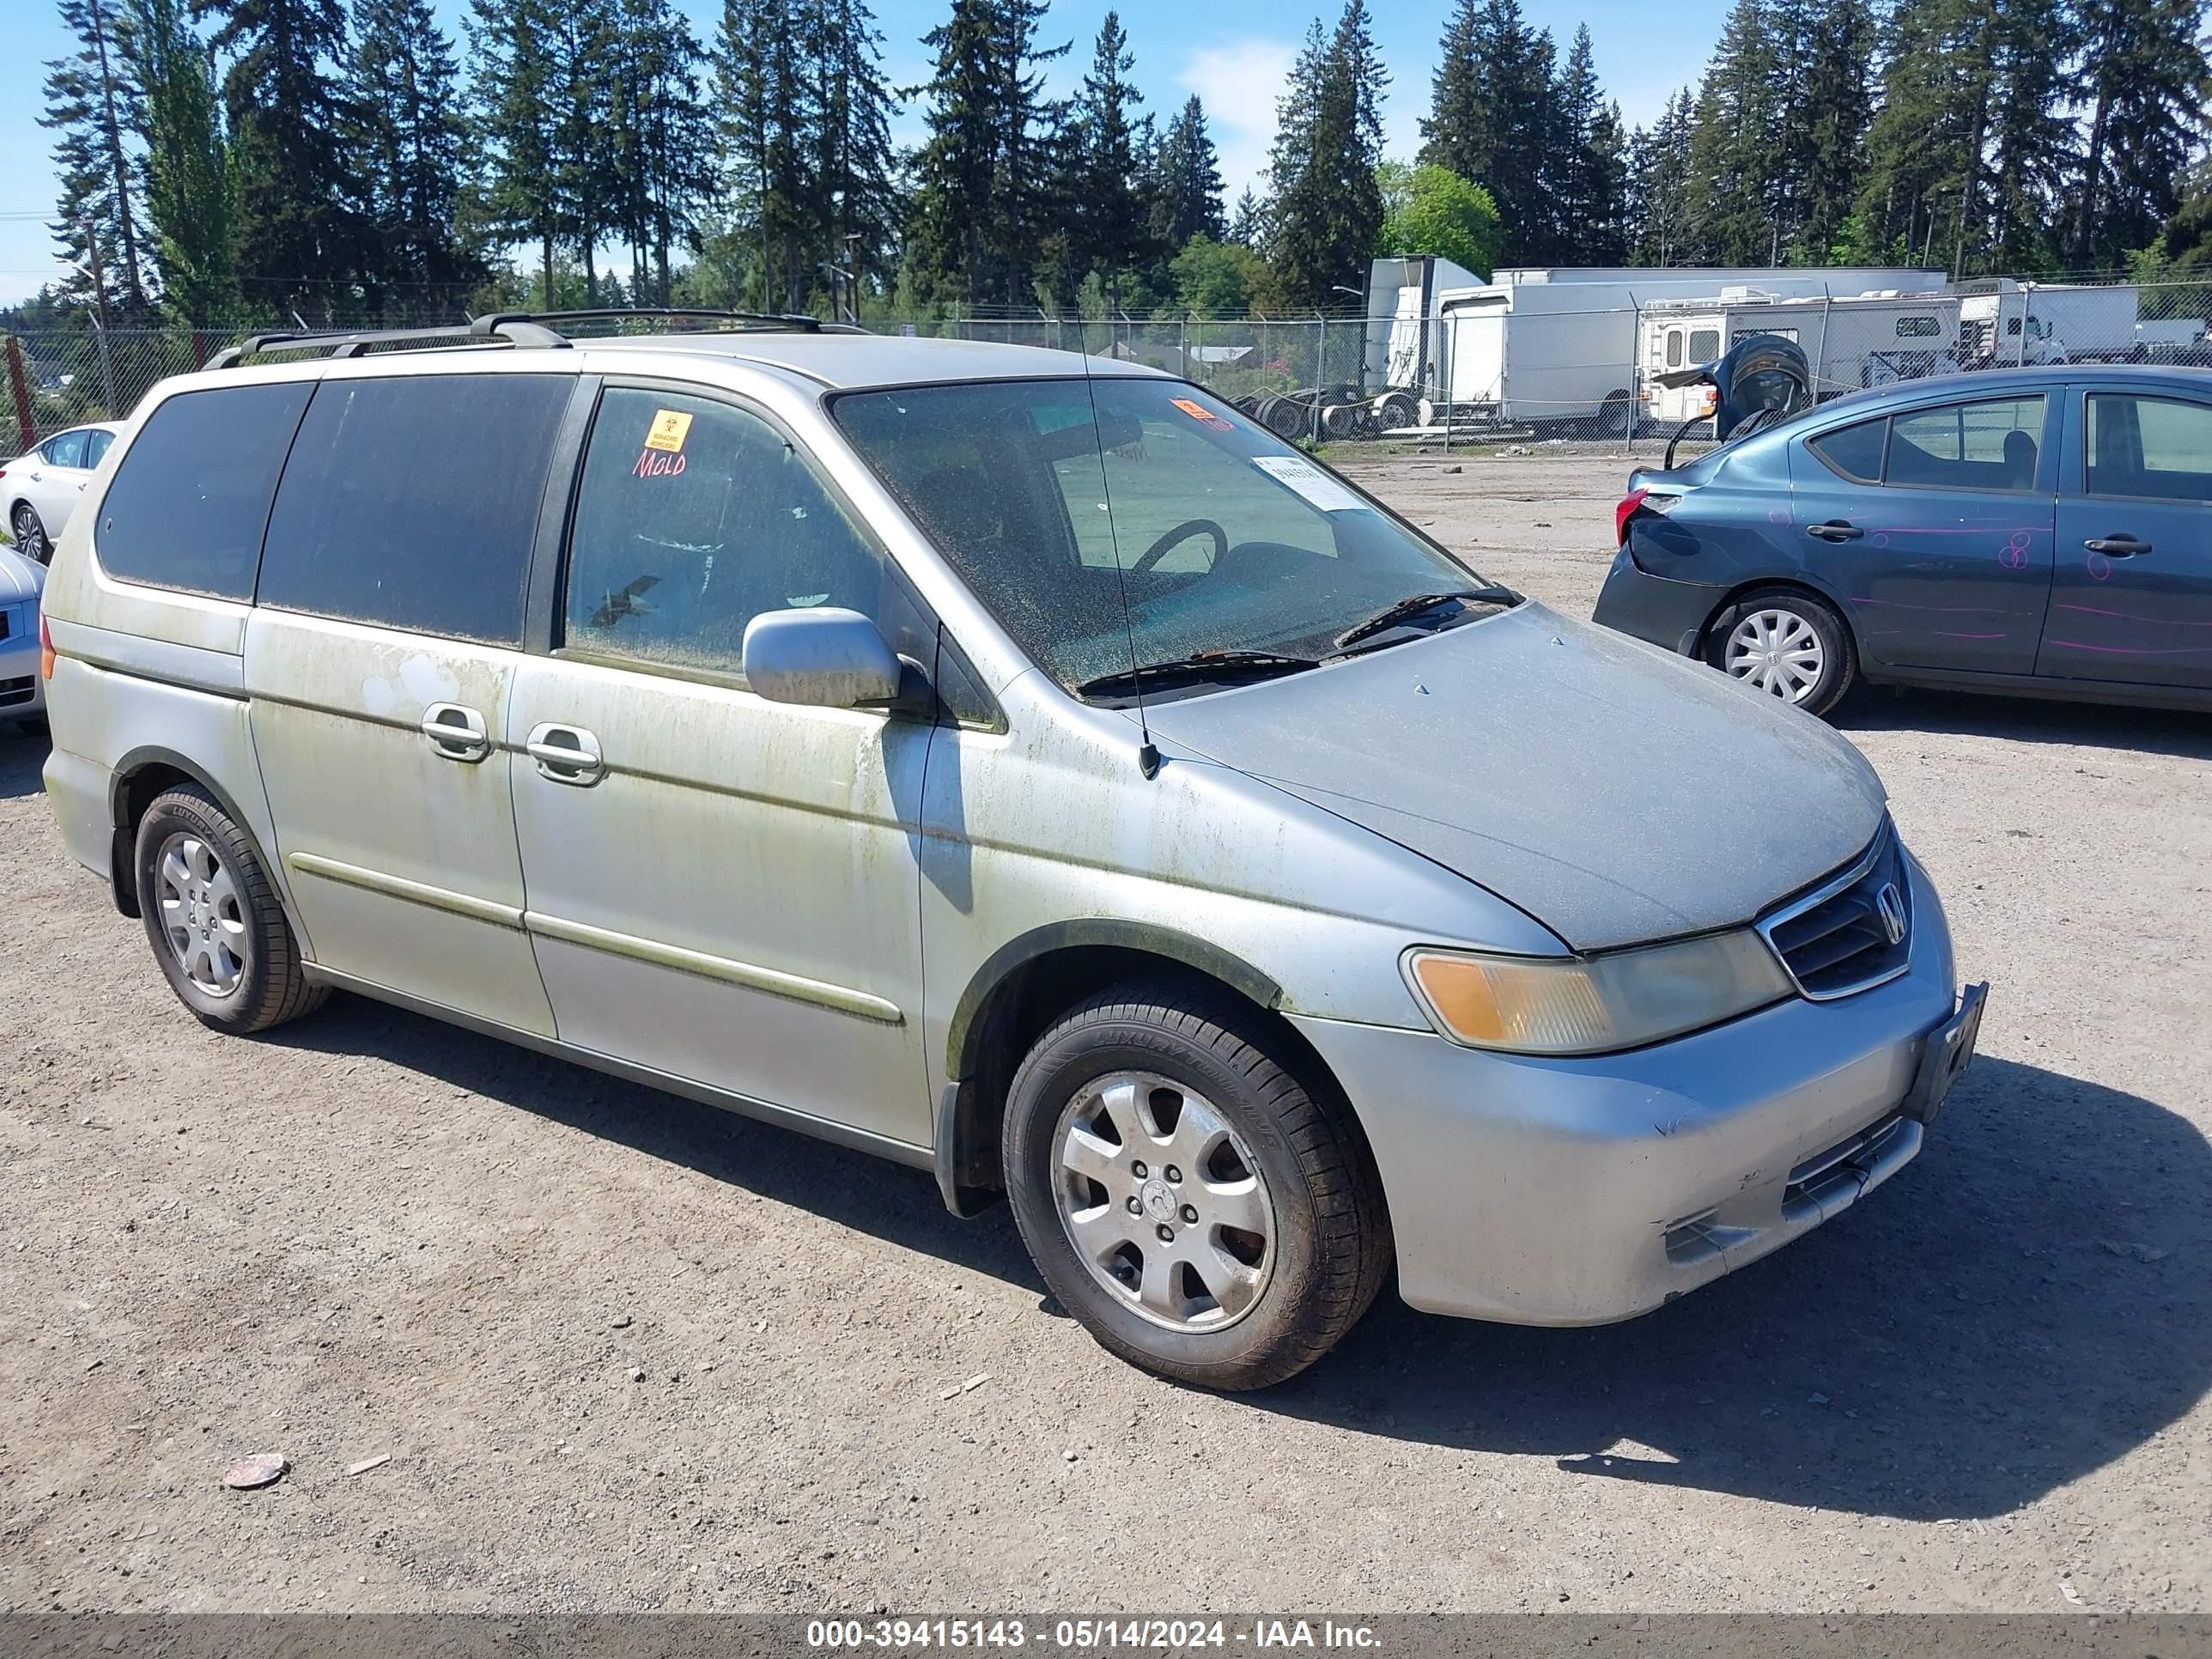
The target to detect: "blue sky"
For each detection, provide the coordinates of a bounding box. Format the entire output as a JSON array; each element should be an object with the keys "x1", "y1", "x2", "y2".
[{"x1": 0, "y1": 0, "x2": 1723, "y2": 306}]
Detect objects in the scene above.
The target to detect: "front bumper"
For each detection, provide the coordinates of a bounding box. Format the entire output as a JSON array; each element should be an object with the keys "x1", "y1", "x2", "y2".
[
  {"x1": 1591, "y1": 544, "x2": 1729, "y2": 659},
  {"x1": 1, "y1": 600, "x2": 42, "y2": 717},
  {"x1": 1291, "y1": 853, "x2": 1965, "y2": 1326}
]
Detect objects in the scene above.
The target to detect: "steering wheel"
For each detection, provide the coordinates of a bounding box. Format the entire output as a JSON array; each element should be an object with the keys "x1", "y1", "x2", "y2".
[{"x1": 1129, "y1": 518, "x2": 1229, "y2": 576}]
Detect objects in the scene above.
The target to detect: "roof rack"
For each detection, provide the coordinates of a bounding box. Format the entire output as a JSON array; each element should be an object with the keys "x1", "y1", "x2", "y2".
[
  {"x1": 206, "y1": 316, "x2": 568, "y2": 369},
  {"x1": 473, "y1": 306, "x2": 827, "y2": 335}
]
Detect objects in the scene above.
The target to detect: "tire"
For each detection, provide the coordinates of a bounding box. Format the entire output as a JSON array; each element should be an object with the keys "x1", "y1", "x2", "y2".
[
  {"x1": 1002, "y1": 979, "x2": 1390, "y2": 1390},
  {"x1": 1599, "y1": 392, "x2": 1635, "y2": 440},
  {"x1": 1263, "y1": 397, "x2": 1310, "y2": 441},
  {"x1": 133, "y1": 783, "x2": 327, "y2": 1033},
  {"x1": 11, "y1": 501, "x2": 50, "y2": 565},
  {"x1": 1372, "y1": 391, "x2": 1418, "y2": 431},
  {"x1": 1705, "y1": 586, "x2": 1856, "y2": 718}
]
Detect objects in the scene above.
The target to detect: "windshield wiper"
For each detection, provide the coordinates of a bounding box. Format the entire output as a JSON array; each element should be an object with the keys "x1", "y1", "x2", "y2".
[
  {"x1": 1073, "y1": 648, "x2": 1320, "y2": 700},
  {"x1": 1331, "y1": 586, "x2": 1518, "y2": 653}
]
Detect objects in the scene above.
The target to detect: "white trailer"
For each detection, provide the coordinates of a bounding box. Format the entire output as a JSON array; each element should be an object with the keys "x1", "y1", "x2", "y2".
[
  {"x1": 1957, "y1": 282, "x2": 2139, "y2": 365},
  {"x1": 1639, "y1": 290, "x2": 1964, "y2": 427},
  {"x1": 1365, "y1": 263, "x2": 1946, "y2": 434}
]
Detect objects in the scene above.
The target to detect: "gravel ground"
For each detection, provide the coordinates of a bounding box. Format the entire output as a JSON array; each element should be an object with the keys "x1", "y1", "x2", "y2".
[{"x1": 3, "y1": 453, "x2": 2208, "y2": 1615}]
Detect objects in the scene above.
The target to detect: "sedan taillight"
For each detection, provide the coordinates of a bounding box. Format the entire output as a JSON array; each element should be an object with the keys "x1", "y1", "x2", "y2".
[{"x1": 1614, "y1": 488, "x2": 1648, "y2": 544}]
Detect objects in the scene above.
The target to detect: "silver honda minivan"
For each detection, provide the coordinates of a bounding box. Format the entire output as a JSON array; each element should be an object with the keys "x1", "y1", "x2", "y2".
[{"x1": 38, "y1": 313, "x2": 1984, "y2": 1389}]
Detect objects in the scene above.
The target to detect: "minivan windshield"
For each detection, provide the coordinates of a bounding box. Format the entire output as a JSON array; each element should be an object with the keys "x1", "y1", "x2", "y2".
[{"x1": 831, "y1": 377, "x2": 1511, "y2": 697}]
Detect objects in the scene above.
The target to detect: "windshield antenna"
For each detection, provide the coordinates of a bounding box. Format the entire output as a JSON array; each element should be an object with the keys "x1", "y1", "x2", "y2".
[{"x1": 1077, "y1": 325, "x2": 1160, "y2": 779}]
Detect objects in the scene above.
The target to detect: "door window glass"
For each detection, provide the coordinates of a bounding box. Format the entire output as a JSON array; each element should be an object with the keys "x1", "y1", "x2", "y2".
[
  {"x1": 2085, "y1": 394, "x2": 2212, "y2": 501},
  {"x1": 258, "y1": 373, "x2": 571, "y2": 644},
  {"x1": 42, "y1": 429, "x2": 88, "y2": 468},
  {"x1": 83, "y1": 428, "x2": 113, "y2": 466},
  {"x1": 96, "y1": 382, "x2": 313, "y2": 599},
  {"x1": 562, "y1": 388, "x2": 892, "y2": 676},
  {"x1": 1886, "y1": 397, "x2": 2044, "y2": 490},
  {"x1": 1689, "y1": 329, "x2": 1720, "y2": 361},
  {"x1": 1665, "y1": 331, "x2": 1683, "y2": 368},
  {"x1": 1808, "y1": 417, "x2": 1887, "y2": 483}
]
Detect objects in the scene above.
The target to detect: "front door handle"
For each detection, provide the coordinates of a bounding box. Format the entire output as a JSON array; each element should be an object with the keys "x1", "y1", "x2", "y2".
[
  {"x1": 526, "y1": 721, "x2": 605, "y2": 786},
  {"x1": 1806, "y1": 520, "x2": 1863, "y2": 543},
  {"x1": 420, "y1": 702, "x2": 491, "y2": 762},
  {"x1": 2083, "y1": 534, "x2": 2152, "y2": 557}
]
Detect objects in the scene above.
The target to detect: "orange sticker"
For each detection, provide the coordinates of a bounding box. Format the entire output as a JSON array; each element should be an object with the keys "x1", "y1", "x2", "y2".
[
  {"x1": 1170, "y1": 398, "x2": 1213, "y2": 420},
  {"x1": 643, "y1": 408, "x2": 694, "y2": 453}
]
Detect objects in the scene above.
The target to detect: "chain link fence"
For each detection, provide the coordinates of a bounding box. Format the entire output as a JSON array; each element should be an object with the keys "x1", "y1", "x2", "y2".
[{"x1": 7, "y1": 276, "x2": 2208, "y2": 459}]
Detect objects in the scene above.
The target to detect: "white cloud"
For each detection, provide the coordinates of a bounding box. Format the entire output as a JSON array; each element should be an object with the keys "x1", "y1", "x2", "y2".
[{"x1": 1180, "y1": 38, "x2": 1300, "y2": 203}]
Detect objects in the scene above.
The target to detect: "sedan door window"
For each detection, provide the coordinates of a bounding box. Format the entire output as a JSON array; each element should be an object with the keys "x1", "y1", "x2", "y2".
[
  {"x1": 2085, "y1": 394, "x2": 2212, "y2": 501},
  {"x1": 41, "y1": 429, "x2": 88, "y2": 469},
  {"x1": 83, "y1": 428, "x2": 113, "y2": 466},
  {"x1": 1887, "y1": 397, "x2": 2045, "y2": 491}
]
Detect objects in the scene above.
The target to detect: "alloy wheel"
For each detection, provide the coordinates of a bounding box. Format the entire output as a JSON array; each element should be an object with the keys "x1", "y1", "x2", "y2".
[
  {"x1": 155, "y1": 831, "x2": 252, "y2": 998},
  {"x1": 1051, "y1": 1071, "x2": 1276, "y2": 1333},
  {"x1": 1723, "y1": 607, "x2": 1826, "y2": 704},
  {"x1": 12, "y1": 504, "x2": 47, "y2": 563}
]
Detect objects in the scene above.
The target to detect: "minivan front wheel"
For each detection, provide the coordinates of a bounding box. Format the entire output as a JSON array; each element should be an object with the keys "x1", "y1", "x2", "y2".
[
  {"x1": 134, "y1": 784, "x2": 326, "y2": 1033},
  {"x1": 1003, "y1": 981, "x2": 1389, "y2": 1389},
  {"x1": 1708, "y1": 588, "x2": 1856, "y2": 717}
]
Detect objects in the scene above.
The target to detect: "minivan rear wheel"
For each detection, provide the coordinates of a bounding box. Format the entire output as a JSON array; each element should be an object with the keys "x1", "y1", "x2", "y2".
[
  {"x1": 1706, "y1": 587, "x2": 1856, "y2": 717},
  {"x1": 133, "y1": 784, "x2": 327, "y2": 1033},
  {"x1": 1003, "y1": 980, "x2": 1389, "y2": 1389}
]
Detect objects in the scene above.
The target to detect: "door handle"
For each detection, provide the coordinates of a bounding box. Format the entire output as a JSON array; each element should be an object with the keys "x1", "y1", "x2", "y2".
[
  {"x1": 420, "y1": 701, "x2": 491, "y2": 762},
  {"x1": 1806, "y1": 520, "x2": 1863, "y2": 543},
  {"x1": 2083, "y1": 534, "x2": 2151, "y2": 557},
  {"x1": 526, "y1": 721, "x2": 605, "y2": 786}
]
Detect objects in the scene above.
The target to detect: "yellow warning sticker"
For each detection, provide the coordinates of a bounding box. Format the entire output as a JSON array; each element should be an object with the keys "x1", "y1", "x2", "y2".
[{"x1": 643, "y1": 408, "x2": 694, "y2": 453}]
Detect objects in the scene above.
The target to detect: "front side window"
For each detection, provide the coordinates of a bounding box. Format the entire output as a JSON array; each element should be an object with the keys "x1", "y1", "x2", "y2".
[
  {"x1": 2086, "y1": 394, "x2": 2212, "y2": 501},
  {"x1": 1886, "y1": 397, "x2": 2045, "y2": 490},
  {"x1": 832, "y1": 378, "x2": 1496, "y2": 695},
  {"x1": 97, "y1": 382, "x2": 313, "y2": 599},
  {"x1": 42, "y1": 429, "x2": 88, "y2": 468},
  {"x1": 258, "y1": 373, "x2": 570, "y2": 644},
  {"x1": 562, "y1": 387, "x2": 893, "y2": 677},
  {"x1": 83, "y1": 428, "x2": 113, "y2": 466}
]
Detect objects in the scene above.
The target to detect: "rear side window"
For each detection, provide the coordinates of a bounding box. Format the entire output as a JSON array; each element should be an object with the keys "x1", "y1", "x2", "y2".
[
  {"x1": 259, "y1": 374, "x2": 570, "y2": 644},
  {"x1": 1887, "y1": 397, "x2": 2044, "y2": 491},
  {"x1": 1809, "y1": 417, "x2": 1887, "y2": 483},
  {"x1": 96, "y1": 382, "x2": 313, "y2": 599}
]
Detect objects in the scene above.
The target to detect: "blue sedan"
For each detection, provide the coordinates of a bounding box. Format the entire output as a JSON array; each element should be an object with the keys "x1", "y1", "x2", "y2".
[{"x1": 1594, "y1": 365, "x2": 2212, "y2": 716}]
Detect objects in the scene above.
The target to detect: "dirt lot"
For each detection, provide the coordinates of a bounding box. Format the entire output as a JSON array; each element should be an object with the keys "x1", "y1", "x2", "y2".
[{"x1": 3, "y1": 453, "x2": 2209, "y2": 1615}]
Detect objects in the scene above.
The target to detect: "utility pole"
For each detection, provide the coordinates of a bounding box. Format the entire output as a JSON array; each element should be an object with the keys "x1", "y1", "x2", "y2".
[{"x1": 81, "y1": 220, "x2": 118, "y2": 420}]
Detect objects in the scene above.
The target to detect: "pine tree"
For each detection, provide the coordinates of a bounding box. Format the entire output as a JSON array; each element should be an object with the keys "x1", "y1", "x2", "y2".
[
  {"x1": 1420, "y1": 0, "x2": 1556, "y2": 264},
  {"x1": 1791, "y1": 0, "x2": 1875, "y2": 261},
  {"x1": 348, "y1": 0, "x2": 480, "y2": 319},
  {"x1": 1063, "y1": 12, "x2": 1149, "y2": 299},
  {"x1": 1857, "y1": 0, "x2": 1979, "y2": 267},
  {"x1": 717, "y1": 0, "x2": 813, "y2": 310},
  {"x1": 469, "y1": 0, "x2": 563, "y2": 303},
  {"x1": 1684, "y1": 0, "x2": 1789, "y2": 264},
  {"x1": 1151, "y1": 96, "x2": 1224, "y2": 250},
  {"x1": 1227, "y1": 186, "x2": 1265, "y2": 247},
  {"x1": 1547, "y1": 27, "x2": 1608, "y2": 263},
  {"x1": 2067, "y1": 0, "x2": 2210, "y2": 267},
  {"x1": 1268, "y1": 0, "x2": 1387, "y2": 308},
  {"x1": 544, "y1": 0, "x2": 623, "y2": 299},
  {"x1": 1583, "y1": 100, "x2": 1631, "y2": 264},
  {"x1": 608, "y1": 0, "x2": 708, "y2": 306},
  {"x1": 903, "y1": 0, "x2": 1068, "y2": 309},
  {"x1": 1982, "y1": 0, "x2": 2077, "y2": 273},
  {"x1": 196, "y1": 0, "x2": 362, "y2": 316},
  {"x1": 810, "y1": 0, "x2": 902, "y2": 313},
  {"x1": 1627, "y1": 88, "x2": 1696, "y2": 264},
  {"x1": 42, "y1": 0, "x2": 151, "y2": 316},
  {"x1": 124, "y1": 0, "x2": 236, "y2": 324}
]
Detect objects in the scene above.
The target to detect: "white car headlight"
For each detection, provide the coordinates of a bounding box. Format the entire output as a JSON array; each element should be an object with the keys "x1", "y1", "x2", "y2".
[{"x1": 1404, "y1": 931, "x2": 1795, "y2": 1055}]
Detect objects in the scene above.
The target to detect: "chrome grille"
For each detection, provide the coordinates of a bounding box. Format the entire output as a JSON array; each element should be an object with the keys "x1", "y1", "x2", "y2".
[{"x1": 1759, "y1": 825, "x2": 1912, "y2": 1000}]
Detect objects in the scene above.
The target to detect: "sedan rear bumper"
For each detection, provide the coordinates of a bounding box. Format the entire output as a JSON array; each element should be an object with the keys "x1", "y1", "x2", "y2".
[
  {"x1": 1592, "y1": 544, "x2": 1729, "y2": 658},
  {"x1": 1291, "y1": 852, "x2": 1963, "y2": 1327}
]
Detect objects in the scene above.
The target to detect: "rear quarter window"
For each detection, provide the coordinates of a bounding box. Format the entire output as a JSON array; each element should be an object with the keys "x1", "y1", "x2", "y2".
[
  {"x1": 95, "y1": 382, "x2": 313, "y2": 599},
  {"x1": 258, "y1": 373, "x2": 571, "y2": 644},
  {"x1": 1808, "y1": 416, "x2": 1887, "y2": 483}
]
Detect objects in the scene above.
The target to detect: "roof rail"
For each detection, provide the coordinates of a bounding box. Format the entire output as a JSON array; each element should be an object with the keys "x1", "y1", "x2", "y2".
[
  {"x1": 472, "y1": 306, "x2": 827, "y2": 335},
  {"x1": 206, "y1": 317, "x2": 568, "y2": 370}
]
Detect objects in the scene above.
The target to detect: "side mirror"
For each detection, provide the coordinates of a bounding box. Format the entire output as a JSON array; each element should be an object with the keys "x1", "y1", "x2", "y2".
[{"x1": 742, "y1": 606, "x2": 907, "y2": 709}]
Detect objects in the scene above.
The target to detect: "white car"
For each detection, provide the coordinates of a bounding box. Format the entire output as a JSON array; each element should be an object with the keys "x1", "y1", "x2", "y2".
[
  {"x1": 3, "y1": 422, "x2": 121, "y2": 564},
  {"x1": 0, "y1": 538, "x2": 44, "y2": 724}
]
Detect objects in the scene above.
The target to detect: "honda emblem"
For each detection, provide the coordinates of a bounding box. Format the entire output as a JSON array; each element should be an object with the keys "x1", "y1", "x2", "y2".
[{"x1": 1875, "y1": 882, "x2": 1907, "y2": 945}]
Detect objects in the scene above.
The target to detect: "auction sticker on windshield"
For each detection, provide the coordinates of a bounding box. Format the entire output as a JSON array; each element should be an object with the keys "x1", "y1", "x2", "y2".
[{"x1": 1251, "y1": 454, "x2": 1366, "y2": 513}]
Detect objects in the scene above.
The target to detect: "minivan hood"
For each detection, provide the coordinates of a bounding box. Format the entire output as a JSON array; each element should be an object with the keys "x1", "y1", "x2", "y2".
[{"x1": 1142, "y1": 603, "x2": 1887, "y2": 951}]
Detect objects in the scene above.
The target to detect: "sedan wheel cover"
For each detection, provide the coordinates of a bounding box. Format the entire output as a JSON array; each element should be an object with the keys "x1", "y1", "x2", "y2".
[
  {"x1": 1724, "y1": 608, "x2": 1826, "y2": 703},
  {"x1": 1052, "y1": 1071, "x2": 1277, "y2": 1334},
  {"x1": 155, "y1": 831, "x2": 252, "y2": 998}
]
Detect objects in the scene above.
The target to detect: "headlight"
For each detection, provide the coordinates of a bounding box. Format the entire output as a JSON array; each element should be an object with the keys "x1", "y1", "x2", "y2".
[{"x1": 1404, "y1": 931, "x2": 1795, "y2": 1055}]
